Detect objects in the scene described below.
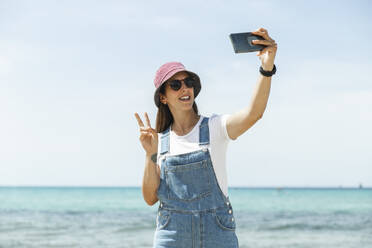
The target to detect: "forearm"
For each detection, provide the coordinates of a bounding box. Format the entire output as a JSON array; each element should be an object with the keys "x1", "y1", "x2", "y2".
[
  {"x1": 248, "y1": 71, "x2": 272, "y2": 118},
  {"x1": 225, "y1": 71, "x2": 273, "y2": 140},
  {"x1": 142, "y1": 153, "x2": 160, "y2": 206}
]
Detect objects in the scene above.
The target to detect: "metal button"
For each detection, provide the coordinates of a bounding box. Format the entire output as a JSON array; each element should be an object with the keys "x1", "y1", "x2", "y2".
[
  {"x1": 226, "y1": 202, "x2": 230, "y2": 205},
  {"x1": 158, "y1": 212, "x2": 161, "y2": 216},
  {"x1": 160, "y1": 203, "x2": 163, "y2": 208},
  {"x1": 231, "y1": 218, "x2": 234, "y2": 222},
  {"x1": 228, "y1": 209, "x2": 232, "y2": 214}
]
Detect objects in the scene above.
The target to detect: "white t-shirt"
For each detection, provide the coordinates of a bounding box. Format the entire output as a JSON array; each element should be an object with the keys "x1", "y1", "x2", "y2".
[{"x1": 157, "y1": 113, "x2": 233, "y2": 197}]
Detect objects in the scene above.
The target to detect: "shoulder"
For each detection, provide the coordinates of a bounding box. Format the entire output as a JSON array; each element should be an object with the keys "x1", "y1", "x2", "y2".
[
  {"x1": 204, "y1": 113, "x2": 233, "y2": 141},
  {"x1": 206, "y1": 113, "x2": 230, "y2": 126}
]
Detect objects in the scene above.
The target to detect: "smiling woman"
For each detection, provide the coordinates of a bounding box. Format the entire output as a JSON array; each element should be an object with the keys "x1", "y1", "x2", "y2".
[
  {"x1": 134, "y1": 27, "x2": 277, "y2": 248},
  {"x1": 154, "y1": 64, "x2": 202, "y2": 134}
]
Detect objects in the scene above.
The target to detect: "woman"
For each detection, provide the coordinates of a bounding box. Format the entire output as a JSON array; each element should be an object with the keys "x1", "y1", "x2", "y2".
[{"x1": 134, "y1": 27, "x2": 277, "y2": 248}]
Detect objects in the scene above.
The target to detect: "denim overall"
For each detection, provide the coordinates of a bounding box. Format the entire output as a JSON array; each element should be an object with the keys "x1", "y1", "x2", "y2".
[{"x1": 153, "y1": 117, "x2": 239, "y2": 248}]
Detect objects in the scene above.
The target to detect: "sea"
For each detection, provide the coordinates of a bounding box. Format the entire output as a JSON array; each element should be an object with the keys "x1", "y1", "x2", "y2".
[{"x1": 0, "y1": 187, "x2": 371, "y2": 248}]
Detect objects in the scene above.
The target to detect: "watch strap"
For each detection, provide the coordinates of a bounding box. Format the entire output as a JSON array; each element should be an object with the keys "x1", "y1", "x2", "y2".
[{"x1": 259, "y1": 64, "x2": 276, "y2": 77}]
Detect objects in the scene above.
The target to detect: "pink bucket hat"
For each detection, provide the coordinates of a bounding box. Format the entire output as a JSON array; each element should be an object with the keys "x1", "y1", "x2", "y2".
[{"x1": 153, "y1": 62, "x2": 201, "y2": 107}]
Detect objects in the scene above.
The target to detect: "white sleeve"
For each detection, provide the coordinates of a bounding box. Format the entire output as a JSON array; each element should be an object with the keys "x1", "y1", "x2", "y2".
[{"x1": 209, "y1": 113, "x2": 234, "y2": 142}]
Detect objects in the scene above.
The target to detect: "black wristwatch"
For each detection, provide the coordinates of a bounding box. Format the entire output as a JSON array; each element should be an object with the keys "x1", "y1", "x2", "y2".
[
  {"x1": 151, "y1": 153, "x2": 157, "y2": 163},
  {"x1": 259, "y1": 64, "x2": 276, "y2": 77}
]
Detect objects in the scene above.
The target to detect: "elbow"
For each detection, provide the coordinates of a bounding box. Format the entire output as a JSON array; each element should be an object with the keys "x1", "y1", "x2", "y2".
[
  {"x1": 142, "y1": 187, "x2": 159, "y2": 206},
  {"x1": 144, "y1": 200, "x2": 153, "y2": 206},
  {"x1": 145, "y1": 197, "x2": 158, "y2": 206},
  {"x1": 142, "y1": 179, "x2": 160, "y2": 206}
]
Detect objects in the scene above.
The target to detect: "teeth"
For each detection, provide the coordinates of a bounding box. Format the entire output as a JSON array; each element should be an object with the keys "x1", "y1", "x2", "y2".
[{"x1": 180, "y1": 96, "x2": 190, "y2": 100}]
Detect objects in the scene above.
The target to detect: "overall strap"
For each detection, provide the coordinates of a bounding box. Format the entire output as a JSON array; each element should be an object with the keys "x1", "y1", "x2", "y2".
[
  {"x1": 160, "y1": 126, "x2": 170, "y2": 155},
  {"x1": 199, "y1": 117, "x2": 210, "y2": 146}
]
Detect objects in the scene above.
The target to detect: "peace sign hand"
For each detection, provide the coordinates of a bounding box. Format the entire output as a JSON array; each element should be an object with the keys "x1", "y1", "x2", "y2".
[{"x1": 134, "y1": 112, "x2": 158, "y2": 156}]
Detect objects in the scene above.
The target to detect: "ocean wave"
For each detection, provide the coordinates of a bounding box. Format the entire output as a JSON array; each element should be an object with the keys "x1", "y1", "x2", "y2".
[{"x1": 257, "y1": 222, "x2": 370, "y2": 231}]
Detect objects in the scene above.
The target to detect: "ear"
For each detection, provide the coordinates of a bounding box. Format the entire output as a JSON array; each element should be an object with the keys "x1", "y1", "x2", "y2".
[{"x1": 159, "y1": 93, "x2": 167, "y2": 105}]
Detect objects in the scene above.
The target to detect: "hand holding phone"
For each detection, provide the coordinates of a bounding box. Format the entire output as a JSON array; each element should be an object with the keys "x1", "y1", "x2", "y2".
[{"x1": 229, "y1": 32, "x2": 266, "y2": 53}]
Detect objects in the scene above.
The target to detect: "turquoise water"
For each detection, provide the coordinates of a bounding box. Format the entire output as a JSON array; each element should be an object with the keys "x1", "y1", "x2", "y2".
[{"x1": 1, "y1": 187, "x2": 371, "y2": 247}]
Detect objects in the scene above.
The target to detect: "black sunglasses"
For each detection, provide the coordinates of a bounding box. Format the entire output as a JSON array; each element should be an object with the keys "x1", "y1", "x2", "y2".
[{"x1": 167, "y1": 77, "x2": 196, "y2": 91}]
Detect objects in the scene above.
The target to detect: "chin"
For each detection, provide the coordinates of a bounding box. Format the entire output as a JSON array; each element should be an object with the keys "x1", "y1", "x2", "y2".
[{"x1": 179, "y1": 103, "x2": 194, "y2": 110}]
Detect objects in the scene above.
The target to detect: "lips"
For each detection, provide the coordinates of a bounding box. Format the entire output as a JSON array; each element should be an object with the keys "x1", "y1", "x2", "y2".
[{"x1": 179, "y1": 95, "x2": 191, "y2": 101}]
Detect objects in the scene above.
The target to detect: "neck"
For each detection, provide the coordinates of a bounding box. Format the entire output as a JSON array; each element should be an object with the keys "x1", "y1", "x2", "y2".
[{"x1": 171, "y1": 110, "x2": 200, "y2": 136}]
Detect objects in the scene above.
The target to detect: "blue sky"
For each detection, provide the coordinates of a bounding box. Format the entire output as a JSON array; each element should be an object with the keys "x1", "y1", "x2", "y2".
[{"x1": 1, "y1": 0, "x2": 371, "y2": 187}]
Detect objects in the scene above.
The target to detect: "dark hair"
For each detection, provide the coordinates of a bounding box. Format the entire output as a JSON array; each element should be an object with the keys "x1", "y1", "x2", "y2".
[{"x1": 155, "y1": 83, "x2": 199, "y2": 133}]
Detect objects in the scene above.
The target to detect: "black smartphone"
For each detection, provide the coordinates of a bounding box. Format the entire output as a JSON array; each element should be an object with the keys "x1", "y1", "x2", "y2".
[{"x1": 229, "y1": 32, "x2": 265, "y2": 53}]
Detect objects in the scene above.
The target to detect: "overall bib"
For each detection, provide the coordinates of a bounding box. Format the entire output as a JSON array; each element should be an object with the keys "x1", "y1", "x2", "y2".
[{"x1": 153, "y1": 117, "x2": 239, "y2": 248}]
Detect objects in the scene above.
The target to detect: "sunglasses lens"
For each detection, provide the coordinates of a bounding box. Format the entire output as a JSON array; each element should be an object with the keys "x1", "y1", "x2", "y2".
[
  {"x1": 169, "y1": 80, "x2": 182, "y2": 91},
  {"x1": 168, "y1": 77, "x2": 196, "y2": 91},
  {"x1": 184, "y1": 77, "x2": 195, "y2": 88}
]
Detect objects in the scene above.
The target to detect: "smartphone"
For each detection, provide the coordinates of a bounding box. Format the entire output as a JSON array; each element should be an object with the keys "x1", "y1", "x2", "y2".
[{"x1": 229, "y1": 32, "x2": 265, "y2": 53}]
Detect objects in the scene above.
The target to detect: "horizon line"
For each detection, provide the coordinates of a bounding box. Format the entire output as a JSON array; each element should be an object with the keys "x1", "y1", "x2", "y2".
[{"x1": 0, "y1": 185, "x2": 371, "y2": 189}]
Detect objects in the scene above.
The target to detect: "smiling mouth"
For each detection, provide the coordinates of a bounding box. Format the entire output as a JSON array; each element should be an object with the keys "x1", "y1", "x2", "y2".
[{"x1": 179, "y1": 96, "x2": 191, "y2": 102}]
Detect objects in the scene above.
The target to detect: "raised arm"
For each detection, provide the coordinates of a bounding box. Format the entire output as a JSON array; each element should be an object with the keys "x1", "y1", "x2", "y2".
[{"x1": 226, "y1": 28, "x2": 278, "y2": 140}]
